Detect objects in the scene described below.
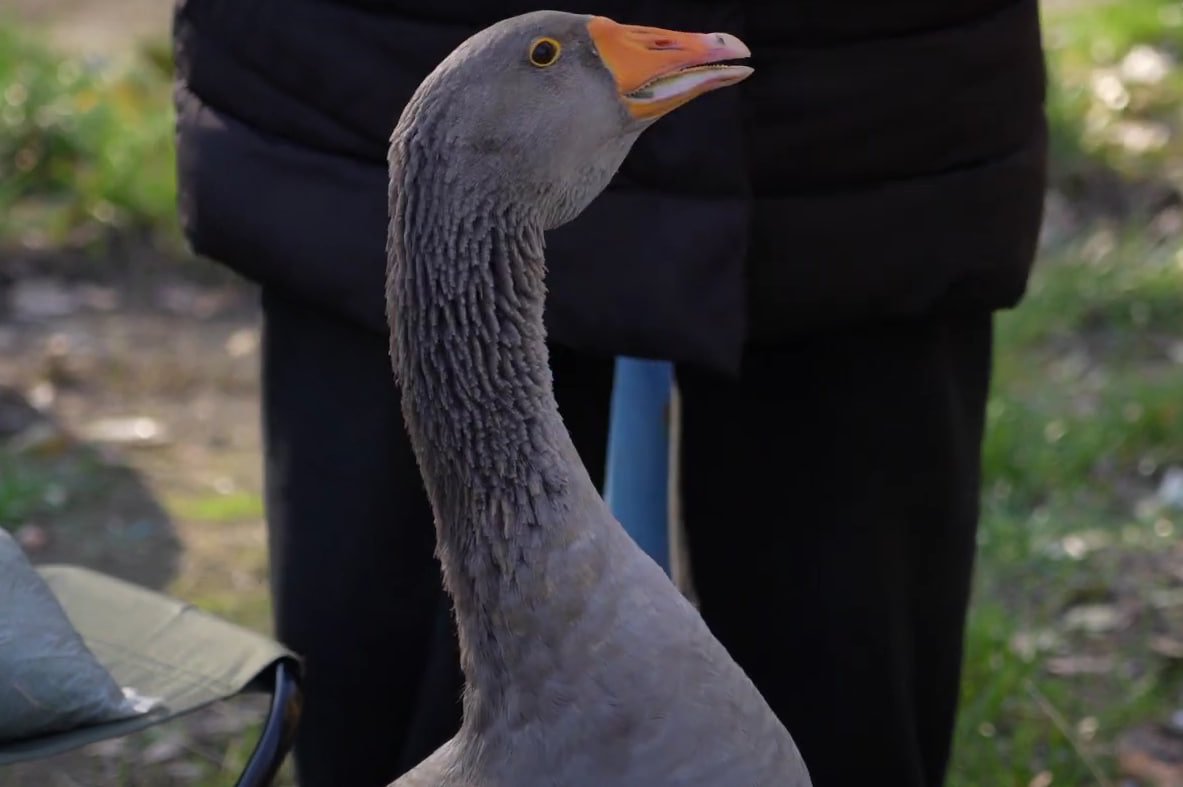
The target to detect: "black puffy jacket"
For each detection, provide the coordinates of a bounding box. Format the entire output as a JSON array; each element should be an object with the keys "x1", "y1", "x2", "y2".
[{"x1": 173, "y1": 0, "x2": 1047, "y2": 374}]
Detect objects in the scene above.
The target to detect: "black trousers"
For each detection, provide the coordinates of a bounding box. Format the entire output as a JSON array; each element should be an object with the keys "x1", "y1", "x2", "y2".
[{"x1": 260, "y1": 288, "x2": 992, "y2": 787}]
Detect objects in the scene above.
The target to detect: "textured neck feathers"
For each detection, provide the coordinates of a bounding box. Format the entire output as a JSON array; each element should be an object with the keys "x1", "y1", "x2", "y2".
[
  {"x1": 388, "y1": 164, "x2": 564, "y2": 504},
  {"x1": 387, "y1": 133, "x2": 608, "y2": 725}
]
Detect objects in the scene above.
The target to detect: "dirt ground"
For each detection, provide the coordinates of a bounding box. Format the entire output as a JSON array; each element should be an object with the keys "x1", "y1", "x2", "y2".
[
  {"x1": 4, "y1": 0, "x2": 171, "y2": 56},
  {"x1": 0, "y1": 255, "x2": 282, "y2": 786}
]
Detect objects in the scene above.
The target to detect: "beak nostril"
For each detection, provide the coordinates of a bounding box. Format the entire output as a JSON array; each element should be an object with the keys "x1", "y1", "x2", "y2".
[{"x1": 652, "y1": 38, "x2": 675, "y2": 49}]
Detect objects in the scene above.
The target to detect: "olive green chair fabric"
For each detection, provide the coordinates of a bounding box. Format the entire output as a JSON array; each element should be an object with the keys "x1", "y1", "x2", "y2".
[{"x1": 0, "y1": 530, "x2": 300, "y2": 784}]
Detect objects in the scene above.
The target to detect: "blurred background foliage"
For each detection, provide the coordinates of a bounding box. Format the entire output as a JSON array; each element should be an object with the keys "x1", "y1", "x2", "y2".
[{"x1": 0, "y1": 23, "x2": 175, "y2": 248}]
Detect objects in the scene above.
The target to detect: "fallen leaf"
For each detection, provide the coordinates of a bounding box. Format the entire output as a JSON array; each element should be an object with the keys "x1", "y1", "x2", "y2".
[
  {"x1": 1121, "y1": 44, "x2": 1174, "y2": 86},
  {"x1": 225, "y1": 328, "x2": 259, "y2": 358},
  {"x1": 1118, "y1": 725, "x2": 1183, "y2": 787},
  {"x1": 1150, "y1": 589, "x2": 1183, "y2": 609},
  {"x1": 1090, "y1": 68, "x2": 1130, "y2": 111},
  {"x1": 1028, "y1": 771, "x2": 1053, "y2": 787},
  {"x1": 165, "y1": 761, "x2": 206, "y2": 781},
  {"x1": 77, "y1": 285, "x2": 120, "y2": 311},
  {"x1": 27, "y1": 380, "x2": 55, "y2": 410},
  {"x1": 11, "y1": 279, "x2": 77, "y2": 320},
  {"x1": 1155, "y1": 637, "x2": 1183, "y2": 660},
  {"x1": 1159, "y1": 468, "x2": 1183, "y2": 511},
  {"x1": 1112, "y1": 120, "x2": 1171, "y2": 155},
  {"x1": 1045, "y1": 654, "x2": 1116, "y2": 676},
  {"x1": 81, "y1": 416, "x2": 170, "y2": 448},
  {"x1": 85, "y1": 738, "x2": 127, "y2": 759},
  {"x1": 15, "y1": 523, "x2": 51, "y2": 553},
  {"x1": 140, "y1": 735, "x2": 185, "y2": 764},
  {"x1": 1062, "y1": 603, "x2": 1126, "y2": 634}
]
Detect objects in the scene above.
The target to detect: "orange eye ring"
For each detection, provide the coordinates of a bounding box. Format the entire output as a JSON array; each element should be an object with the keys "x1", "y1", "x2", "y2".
[{"x1": 529, "y1": 37, "x2": 562, "y2": 67}]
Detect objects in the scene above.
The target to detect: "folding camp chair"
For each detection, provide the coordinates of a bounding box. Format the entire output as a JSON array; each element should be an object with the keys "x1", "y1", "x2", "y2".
[{"x1": 0, "y1": 562, "x2": 302, "y2": 787}]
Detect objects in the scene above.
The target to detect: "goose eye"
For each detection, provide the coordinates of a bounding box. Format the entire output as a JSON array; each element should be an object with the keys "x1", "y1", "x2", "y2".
[{"x1": 529, "y1": 37, "x2": 561, "y2": 67}]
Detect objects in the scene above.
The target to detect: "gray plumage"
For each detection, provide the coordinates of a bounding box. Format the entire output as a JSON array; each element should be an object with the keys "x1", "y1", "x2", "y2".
[{"x1": 385, "y1": 11, "x2": 812, "y2": 786}]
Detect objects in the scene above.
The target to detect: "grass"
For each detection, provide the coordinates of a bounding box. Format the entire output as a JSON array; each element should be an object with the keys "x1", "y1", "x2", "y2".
[
  {"x1": 0, "y1": 19, "x2": 177, "y2": 248},
  {"x1": 949, "y1": 229, "x2": 1183, "y2": 785},
  {"x1": 0, "y1": 457, "x2": 55, "y2": 525},
  {"x1": 169, "y1": 492, "x2": 267, "y2": 525},
  {"x1": 983, "y1": 233, "x2": 1183, "y2": 504},
  {"x1": 0, "y1": 441, "x2": 100, "y2": 530}
]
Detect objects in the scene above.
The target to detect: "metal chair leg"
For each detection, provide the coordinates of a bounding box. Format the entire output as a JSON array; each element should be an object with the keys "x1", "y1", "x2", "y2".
[
  {"x1": 604, "y1": 356, "x2": 674, "y2": 574},
  {"x1": 235, "y1": 659, "x2": 303, "y2": 787}
]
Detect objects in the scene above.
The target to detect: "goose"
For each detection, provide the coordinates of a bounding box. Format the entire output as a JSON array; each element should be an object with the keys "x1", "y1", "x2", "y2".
[{"x1": 386, "y1": 11, "x2": 812, "y2": 786}]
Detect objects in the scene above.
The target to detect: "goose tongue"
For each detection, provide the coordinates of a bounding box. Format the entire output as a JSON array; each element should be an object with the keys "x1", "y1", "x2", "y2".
[{"x1": 587, "y1": 16, "x2": 753, "y2": 120}]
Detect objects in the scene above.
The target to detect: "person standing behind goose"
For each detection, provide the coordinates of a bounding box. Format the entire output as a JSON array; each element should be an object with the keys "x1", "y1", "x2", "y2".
[{"x1": 172, "y1": 1, "x2": 1046, "y2": 785}]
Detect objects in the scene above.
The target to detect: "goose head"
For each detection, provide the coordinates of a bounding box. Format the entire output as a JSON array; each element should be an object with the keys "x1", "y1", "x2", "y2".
[{"x1": 392, "y1": 10, "x2": 752, "y2": 229}]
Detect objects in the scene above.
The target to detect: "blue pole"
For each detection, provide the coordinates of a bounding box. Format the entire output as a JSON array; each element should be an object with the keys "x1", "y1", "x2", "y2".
[{"x1": 603, "y1": 356, "x2": 673, "y2": 574}]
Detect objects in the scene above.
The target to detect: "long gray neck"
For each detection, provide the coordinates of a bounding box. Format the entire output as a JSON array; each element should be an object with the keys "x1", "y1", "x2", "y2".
[{"x1": 387, "y1": 139, "x2": 606, "y2": 727}]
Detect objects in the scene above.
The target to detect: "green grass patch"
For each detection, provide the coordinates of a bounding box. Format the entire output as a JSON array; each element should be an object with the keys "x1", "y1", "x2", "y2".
[
  {"x1": 0, "y1": 458, "x2": 57, "y2": 527},
  {"x1": 169, "y1": 491, "x2": 266, "y2": 524},
  {"x1": 179, "y1": 585, "x2": 274, "y2": 636},
  {"x1": 0, "y1": 444, "x2": 98, "y2": 529},
  {"x1": 983, "y1": 234, "x2": 1183, "y2": 505},
  {"x1": 1046, "y1": 0, "x2": 1183, "y2": 61},
  {"x1": 951, "y1": 229, "x2": 1183, "y2": 784},
  {"x1": 0, "y1": 20, "x2": 177, "y2": 247},
  {"x1": 995, "y1": 233, "x2": 1183, "y2": 348},
  {"x1": 952, "y1": 504, "x2": 1183, "y2": 785}
]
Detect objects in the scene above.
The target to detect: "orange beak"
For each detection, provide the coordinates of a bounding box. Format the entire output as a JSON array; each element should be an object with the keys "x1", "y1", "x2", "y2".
[{"x1": 587, "y1": 16, "x2": 753, "y2": 121}]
